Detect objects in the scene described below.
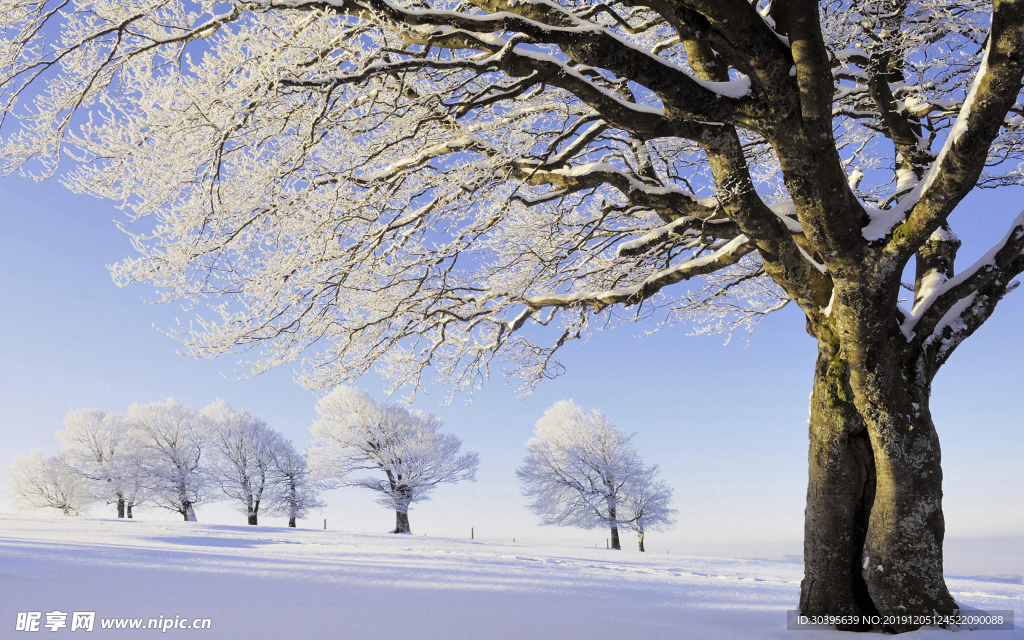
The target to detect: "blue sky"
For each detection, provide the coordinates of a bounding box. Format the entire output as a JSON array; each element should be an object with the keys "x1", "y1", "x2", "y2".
[{"x1": 1, "y1": 174, "x2": 1022, "y2": 553}]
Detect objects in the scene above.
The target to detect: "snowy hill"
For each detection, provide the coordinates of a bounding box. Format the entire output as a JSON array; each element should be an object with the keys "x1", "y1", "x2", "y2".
[{"x1": 0, "y1": 516, "x2": 1020, "y2": 638}]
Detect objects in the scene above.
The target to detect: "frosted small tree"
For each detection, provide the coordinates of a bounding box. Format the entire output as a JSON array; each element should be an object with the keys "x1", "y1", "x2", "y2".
[
  {"x1": 4, "y1": 451, "x2": 94, "y2": 516},
  {"x1": 309, "y1": 387, "x2": 478, "y2": 534},
  {"x1": 517, "y1": 401, "x2": 644, "y2": 550},
  {"x1": 207, "y1": 400, "x2": 280, "y2": 525},
  {"x1": 266, "y1": 438, "x2": 325, "y2": 528},
  {"x1": 57, "y1": 408, "x2": 145, "y2": 518},
  {"x1": 130, "y1": 399, "x2": 212, "y2": 522},
  {"x1": 620, "y1": 465, "x2": 676, "y2": 552}
]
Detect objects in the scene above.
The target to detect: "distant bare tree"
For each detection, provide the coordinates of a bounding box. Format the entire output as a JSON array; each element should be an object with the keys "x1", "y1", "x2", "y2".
[
  {"x1": 620, "y1": 465, "x2": 676, "y2": 552},
  {"x1": 129, "y1": 399, "x2": 212, "y2": 522},
  {"x1": 4, "y1": 450, "x2": 93, "y2": 516},
  {"x1": 58, "y1": 408, "x2": 145, "y2": 518},
  {"x1": 266, "y1": 438, "x2": 325, "y2": 528},
  {"x1": 309, "y1": 387, "x2": 478, "y2": 533},
  {"x1": 517, "y1": 401, "x2": 645, "y2": 550},
  {"x1": 206, "y1": 400, "x2": 280, "y2": 525}
]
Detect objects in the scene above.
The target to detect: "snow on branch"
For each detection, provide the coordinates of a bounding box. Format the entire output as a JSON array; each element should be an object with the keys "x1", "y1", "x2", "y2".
[
  {"x1": 905, "y1": 210, "x2": 1024, "y2": 341},
  {"x1": 521, "y1": 234, "x2": 752, "y2": 313}
]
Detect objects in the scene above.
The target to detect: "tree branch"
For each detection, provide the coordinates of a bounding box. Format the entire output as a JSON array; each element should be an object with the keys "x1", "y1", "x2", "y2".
[
  {"x1": 512, "y1": 234, "x2": 753, "y2": 321},
  {"x1": 907, "y1": 210, "x2": 1024, "y2": 344},
  {"x1": 883, "y1": 0, "x2": 1024, "y2": 259}
]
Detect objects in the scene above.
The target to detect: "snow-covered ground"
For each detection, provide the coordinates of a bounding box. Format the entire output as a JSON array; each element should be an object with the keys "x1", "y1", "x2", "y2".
[{"x1": 0, "y1": 515, "x2": 1020, "y2": 638}]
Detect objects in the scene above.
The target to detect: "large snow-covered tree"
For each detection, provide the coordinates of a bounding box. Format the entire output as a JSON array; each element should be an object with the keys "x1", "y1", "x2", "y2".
[
  {"x1": 129, "y1": 399, "x2": 212, "y2": 521},
  {"x1": 517, "y1": 400, "x2": 645, "y2": 550},
  {"x1": 2, "y1": 0, "x2": 1024, "y2": 626},
  {"x1": 57, "y1": 408, "x2": 145, "y2": 518},
  {"x1": 266, "y1": 437, "x2": 325, "y2": 527},
  {"x1": 309, "y1": 386, "x2": 478, "y2": 533},
  {"x1": 3, "y1": 450, "x2": 94, "y2": 516},
  {"x1": 206, "y1": 400, "x2": 281, "y2": 525}
]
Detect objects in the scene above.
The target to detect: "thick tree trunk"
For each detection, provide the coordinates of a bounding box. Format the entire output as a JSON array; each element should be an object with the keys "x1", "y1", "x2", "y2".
[
  {"x1": 126, "y1": 503, "x2": 133, "y2": 519},
  {"x1": 637, "y1": 531, "x2": 645, "y2": 552},
  {"x1": 860, "y1": 399, "x2": 954, "y2": 630},
  {"x1": 183, "y1": 502, "x2": 197, "y2": 522},
  {"x1": 610, "y1": 526, "x2": 620, "y2": 550},
  {"x1": 801, "y1": 339, "x2": 877, "y2": 630},
  {"x1": 247, "y1": 513, "x2": 258, "y2": 526},
  {"x1": 116, "y1": 496, "x2": 125, "y2": 519},
  {"x1": 800, "y1": 328, "x2": 956, "y2": 632},
  {"x1": 393, "y1": 510, "x2": 411, "y2": 534},
  {"x1": 288, "y1": 517, "x2": 296, "y2": 528}
]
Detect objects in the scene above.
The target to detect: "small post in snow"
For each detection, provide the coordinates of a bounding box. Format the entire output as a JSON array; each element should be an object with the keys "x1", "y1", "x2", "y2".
[
  {"x1": 606, "y1": 538, "x2": 609, "y2": 549},
  {"x1": 471, "y1": 527, "x2": 474, "y2": 540},
  {"x1": 324, "y1": 519, "x2": 326, "y2": 530}
]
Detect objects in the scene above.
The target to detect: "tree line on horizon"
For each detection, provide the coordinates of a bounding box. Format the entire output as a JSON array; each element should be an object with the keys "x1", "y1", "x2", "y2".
[
  {"x1": 4, "y1": 398, "x2": 323, "y2": 526},
  {"x1": 4, "y1": 392, "x2": 676, "y2": 549}
]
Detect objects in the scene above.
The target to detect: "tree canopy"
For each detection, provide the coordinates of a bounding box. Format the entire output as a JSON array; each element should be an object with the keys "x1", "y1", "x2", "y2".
[{"x1": 4, "y1": 0, "x2": 1022, "y2": 400}]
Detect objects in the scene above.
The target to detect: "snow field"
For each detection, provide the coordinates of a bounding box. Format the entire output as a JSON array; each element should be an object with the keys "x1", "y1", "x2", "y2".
[{"x1": 0, "y1": 515, "x2": 1020, "y2": 639}]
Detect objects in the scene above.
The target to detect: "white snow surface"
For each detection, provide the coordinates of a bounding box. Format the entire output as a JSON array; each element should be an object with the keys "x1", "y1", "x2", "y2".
[{"x1": 0, "y1": 515, "x2": 1021, "y2": 638}]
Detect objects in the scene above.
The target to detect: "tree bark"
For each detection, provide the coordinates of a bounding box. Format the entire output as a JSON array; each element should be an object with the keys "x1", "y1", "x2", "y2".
[
  {"x1": 637, "y1": 531, "x2": 645, "y2": 552},
  {"x1": 248, "y1": 513, "x2": 258, "y2": 525},
  {"x1": 183, "y1": 502, "x2": 197, "y2": 522},
  {"x1": 116, "y1": 496, "x2": 125, "y2": 519},
  {"x1": 607, "y1": 503, "x2": 621, "y2": 550},
  {"x1": 393, "y1": 510, "x2": 411, "y2": 534},
  {"x1": 126, "y1": 502, "x2": 133, "y2": 519},
  {"x1": 859, "y1": 389, "x2": 954, "y2": 631},
  {"x1": 288, "y1": 517, "x2": 296, "y2": 528},
  {"x1": 801, "y1": 338, "x2": 877, "y2": 630},
  {"x1": 800, "y1": 322, "x2": 956, "y2": 632}
]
